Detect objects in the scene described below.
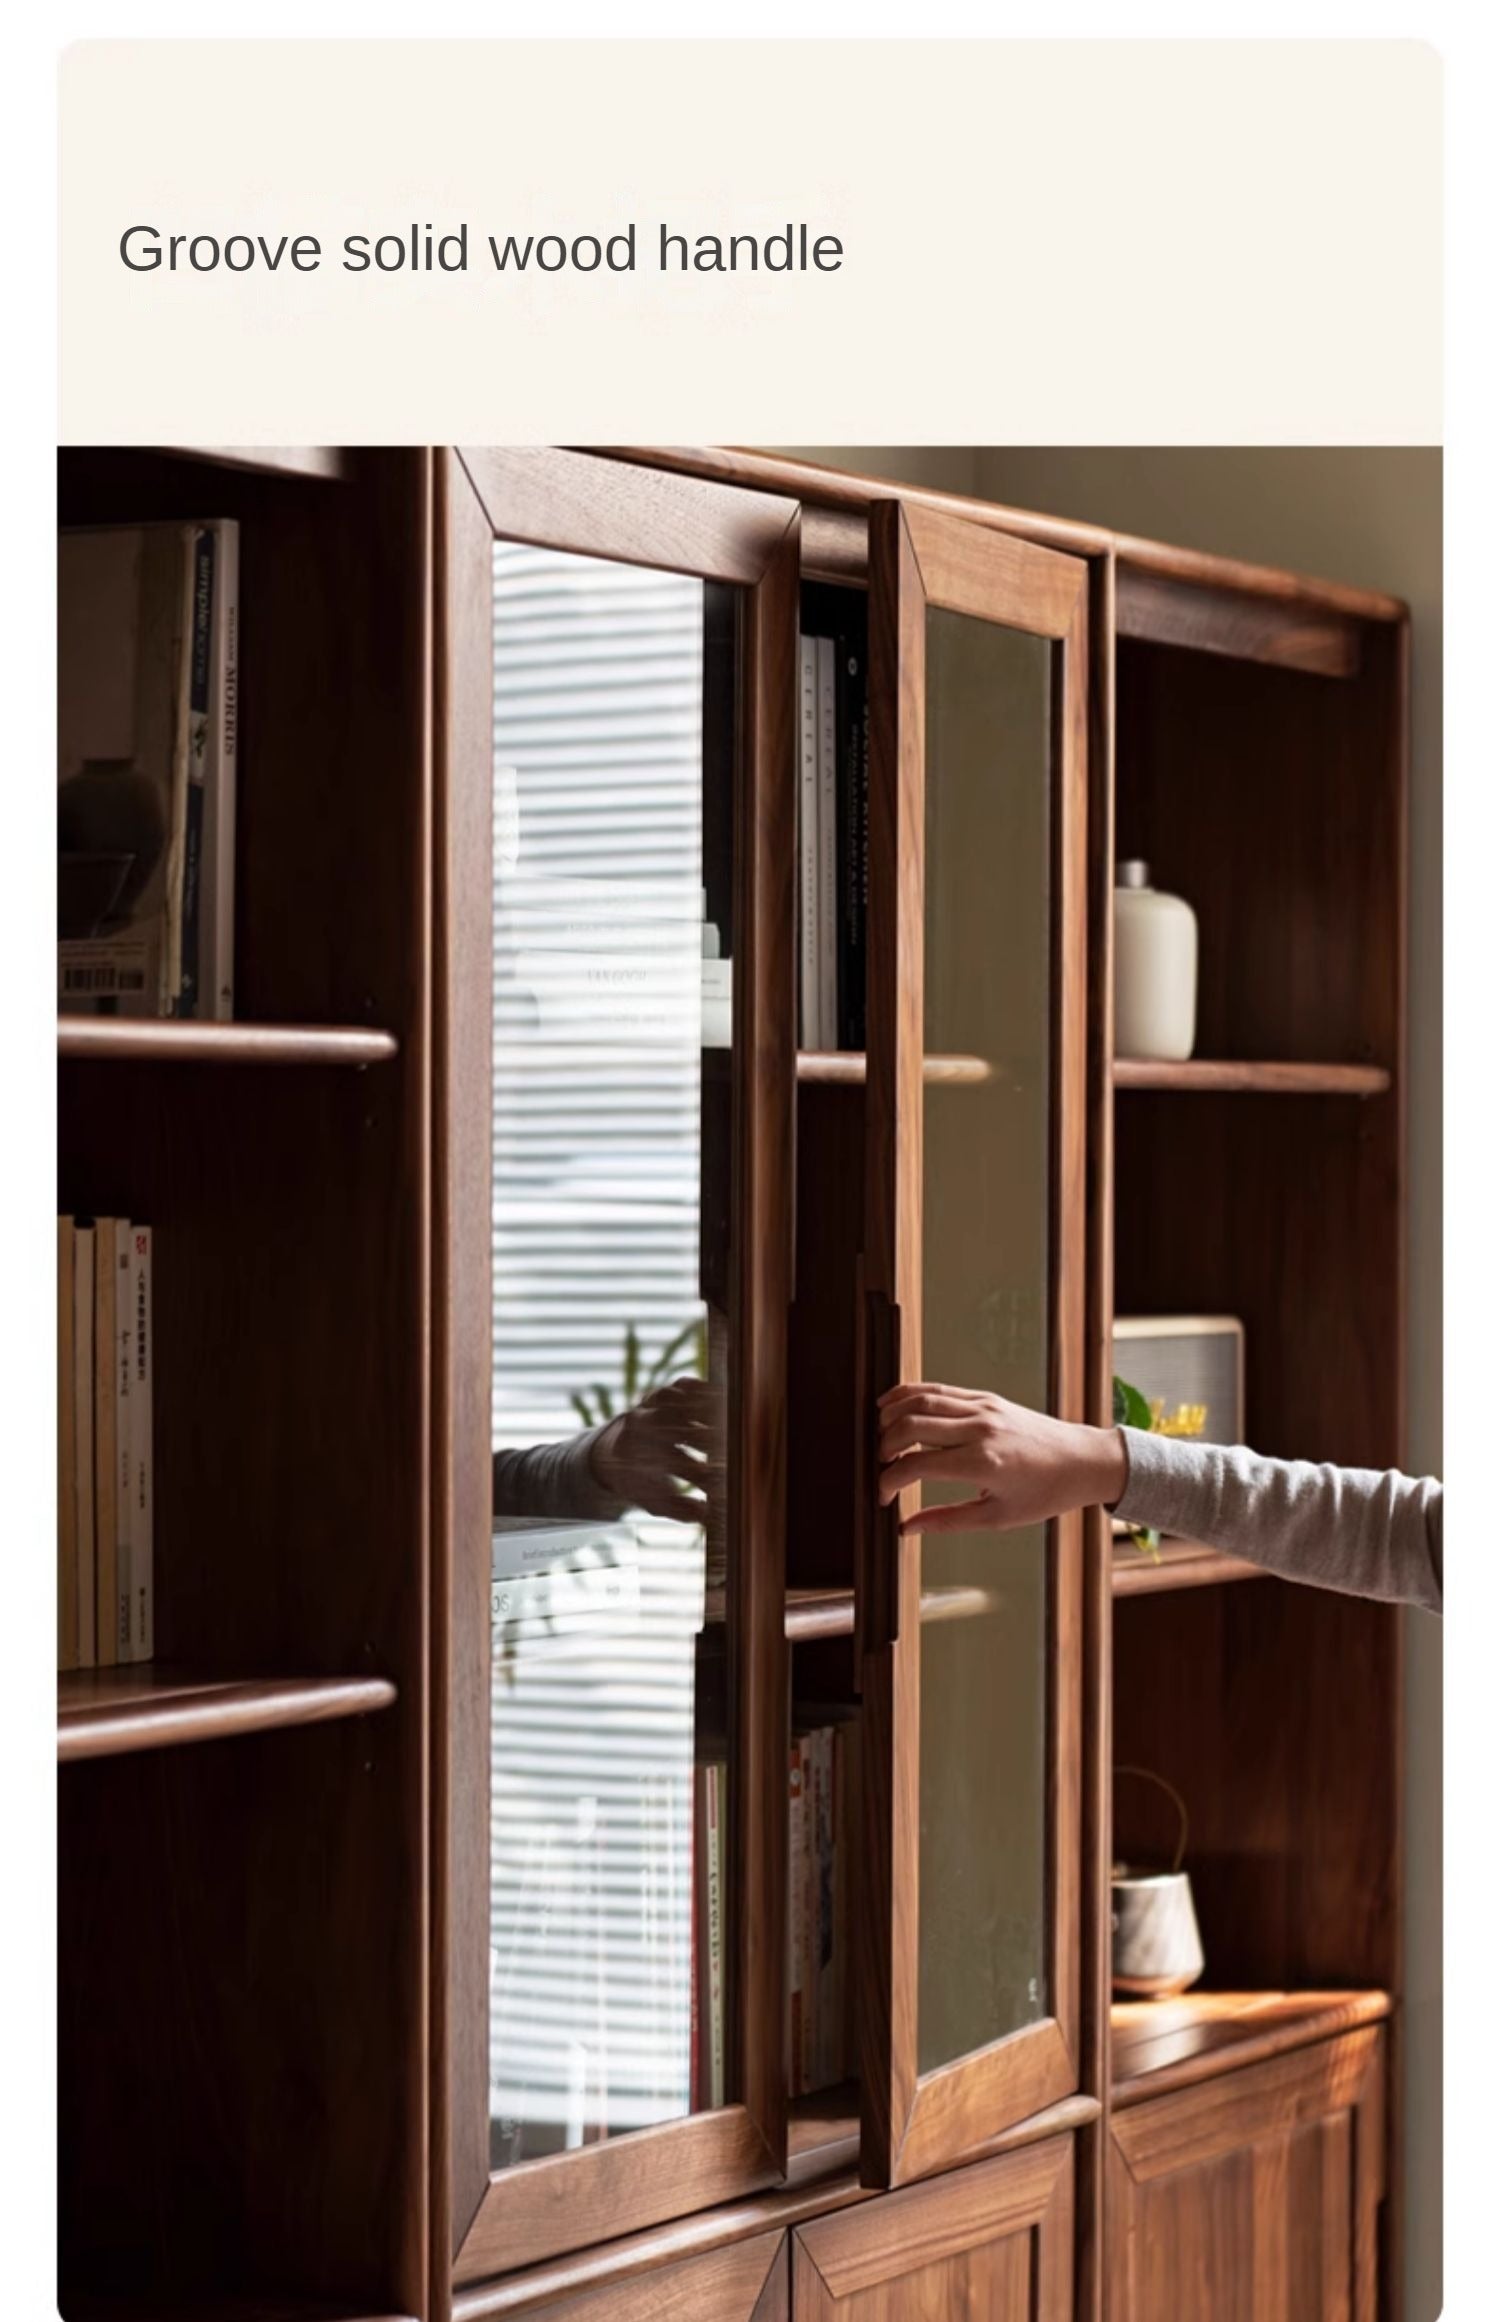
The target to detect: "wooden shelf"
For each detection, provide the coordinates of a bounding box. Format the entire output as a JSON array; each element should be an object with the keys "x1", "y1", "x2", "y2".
[
  {"x1": 58, "y1": 1666, "x2": 398, "y2": 1762},
  {"x1": 1112, "y1": 1989, "x2": 1392, "y2": 2107},
  {"x1": 59, "y1": 1019, "x2": 398, "y2": 1066},
  {"x1": 1112, "y1": 1535, "x2": 1264, "y2": 1597},
  {"x1": 797, "y1": 1051, "x2": 994, "y2": 1086},
  {"x1": 705, "y1": 1583, "x2": 1002, "y2": 1641},
  {"x1": 1113, "y1": 1058, "x2": 1390, "y2": 1096},
  {"x1": 152, "y1": 444, "x2": 354, "y2": 483},
  {"x1": 788, "y1": 2081, "x2": 861, "y2": 2185}
]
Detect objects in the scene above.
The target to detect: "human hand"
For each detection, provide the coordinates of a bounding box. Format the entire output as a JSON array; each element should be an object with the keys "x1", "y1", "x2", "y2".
[
  {"x1": 877, "y1": 1381, "x2": 1127, "y2": 1537},
  {"x1": 588, "y1": 1376, "x2": 721, "y2": 1523}
]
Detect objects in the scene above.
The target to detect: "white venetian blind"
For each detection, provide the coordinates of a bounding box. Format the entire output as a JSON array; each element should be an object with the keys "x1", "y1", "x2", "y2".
[{"x1": 487, "y1": 539, "x2": 714, "y2": 2159}]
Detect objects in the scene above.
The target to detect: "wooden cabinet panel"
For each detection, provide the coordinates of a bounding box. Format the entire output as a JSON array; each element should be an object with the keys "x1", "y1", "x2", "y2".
[
  {"x1": 793, "y1": 2134, "x2": 1073, "y2": 2322},
  {"x1": 525, "y1": 2229, "x2": 789, "y2": 2322},
  {"x1": 1109, "y1": 2027, "x2": 1386, "y2": 2322}
]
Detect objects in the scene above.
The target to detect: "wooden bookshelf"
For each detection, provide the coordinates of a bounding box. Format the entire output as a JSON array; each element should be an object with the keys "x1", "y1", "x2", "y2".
[
  {"x1": 1113, "y1": 1057, "x2": 1390, "y2": 1095},
  {"x1": 58, "y1": 1019, "x2": 398, "y2": 1066},
  {"x1": 57, "y1": 1666, "x2": 398, "y2": 1762},
  {"x1": 56, "y1": 442, "x2": 1410, "y2": 2322}
]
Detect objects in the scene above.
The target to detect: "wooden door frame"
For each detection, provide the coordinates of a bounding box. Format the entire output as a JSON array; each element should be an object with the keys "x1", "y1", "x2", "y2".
[
  {"x1": 860, "y1": 497, "x2": 1091, "y2": 2188},
  {"x1": 433, "y1": 447, "x2": 800, "y2": 2286}
]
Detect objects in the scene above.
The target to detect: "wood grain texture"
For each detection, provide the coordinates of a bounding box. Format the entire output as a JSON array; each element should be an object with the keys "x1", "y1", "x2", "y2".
[
  {"x1": 1115, "y1": 538, "x2": 1404, "y2": 627},
  {"x1": 433, "y1": 446, "x2": 499, "y2": 2275},
  {"x1": 598, "y1": 445, "x2": 1111, "y2": 560},
  {"x1": 58, "y1": 1668, "x2": 397, "y2": 1761},
  {"x1": 1116, "y1": 567, "x2": 1362, "y2": 678},
  {"x1": 905, "y1": 498, "x2": 1088, "y2": 638},
  {"x1": 57, "y1": 447, "x2": 433, "y2": 2320},
  {"x1": 1109, "y1": 2027, "x2": 1386, "y2": 2322},
  {"x1": 456, "y1": 2227, "x2": 786, "y2": 2322},
  {"x1": 598, "y1": 450, "x2": 1408, "y2": 624},
  {"x1": 445, "y1": 451, "x2": 798, "y2": 2285},
  {"x1": 459, "y1": 448, "x2": 795, "y2": 583},
  {"x1": 1113, "y1": 1059, "x2": 1389, "y2": 1096},
  {"x1": 857, "y1": 499, "x2": 925, "y2": 2186},
  {"x1": 1115, "y1": 635, "x2": 1403, "y2": 1071},
  {"x1": 455, "y1": 2099, "x2": 1099, "y2": 2319},
  {"x1": 1112, "y1": 1991, "x2": 1392, "y2": 2106},
  {"x1": 1113, "y1": 1588, "x2": 1401, "y2": 1995},
  {"x1": 729, "y1": 513, "x2": 800, "y2": 2171},
  {"x1": 795, "y1": 2135, "x2": 1074, "y2": 2322}
]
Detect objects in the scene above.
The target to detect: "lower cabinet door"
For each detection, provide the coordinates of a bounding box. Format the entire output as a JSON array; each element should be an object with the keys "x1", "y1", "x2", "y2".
[
  {"x1": 1108, "y1": 2027, "x2": 1387, "y2": 2322},
  {"x1": 537, "y1": 2229, "x2": 789, "y2": 2322},
  {"x1": 792, "y1": 2135, "x2": 1074, "y2": 2322}
]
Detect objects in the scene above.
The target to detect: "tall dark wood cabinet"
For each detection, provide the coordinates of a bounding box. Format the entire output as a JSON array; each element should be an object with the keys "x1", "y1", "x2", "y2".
[{"x1": 56, "y1": 444, "x2": 1412, "y2": 2322}]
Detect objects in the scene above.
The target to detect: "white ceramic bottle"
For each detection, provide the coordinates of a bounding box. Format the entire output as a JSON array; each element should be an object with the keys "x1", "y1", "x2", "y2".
[{"x1": 1114, "y1": 861, "x2": 1198, "y2": 1061}]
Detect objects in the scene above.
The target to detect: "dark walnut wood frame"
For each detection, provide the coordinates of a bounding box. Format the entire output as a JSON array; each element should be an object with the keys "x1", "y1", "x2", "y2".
[
  {"x1": 55, "y1": 442, "x2": 1413, "y2": 2322},
  {"x1": 435, "y1": 447, "x2": 801, "y2": 2284},
  {"x1": 858, "y1": 499, "x2": 1090, "y2": 2186}
]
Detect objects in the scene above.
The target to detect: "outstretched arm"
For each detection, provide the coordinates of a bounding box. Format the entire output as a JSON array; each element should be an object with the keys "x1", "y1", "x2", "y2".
[{"x1": 876, "y1": 1383, "x2": 1442, "y2": 1614}]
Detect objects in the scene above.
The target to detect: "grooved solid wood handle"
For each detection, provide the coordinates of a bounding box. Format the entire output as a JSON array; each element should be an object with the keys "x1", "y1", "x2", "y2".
[{"x1": 856, "y1": 1288, "x2": 903, "y2": 1661}]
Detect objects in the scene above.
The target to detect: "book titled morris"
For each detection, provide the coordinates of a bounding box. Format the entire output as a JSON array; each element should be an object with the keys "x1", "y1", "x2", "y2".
[{"x1": 58, "y1": 519, "x2": 239, "y2": 1017}]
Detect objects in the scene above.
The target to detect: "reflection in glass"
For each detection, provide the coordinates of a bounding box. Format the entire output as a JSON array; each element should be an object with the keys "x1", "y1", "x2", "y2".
[
  {"x1": 918, "y1": 608, "x2": 1053, "y2": 2075},
  {"x1": 487, "y1": 543, "x2": 734, "y2": 2167}
]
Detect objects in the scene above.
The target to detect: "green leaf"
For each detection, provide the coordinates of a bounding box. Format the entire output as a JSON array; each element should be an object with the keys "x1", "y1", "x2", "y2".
[
  {"x1": 623, "y1": 1323, "x2": 641, "y2": 1406},
  {"x1": 1113, "y1": 1374, "x2": 1154, "y2": 1432},
  {"x1": 648, "y1": 1318, "x2": 700, "y2": 1389},
  {"x1": 1123, "y1": 1523, "x2": 1161, "y2": 1563}
]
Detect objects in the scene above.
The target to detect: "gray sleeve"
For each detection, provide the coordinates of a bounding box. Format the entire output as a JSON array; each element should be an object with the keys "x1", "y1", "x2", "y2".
[
  {"x1": 492, "y1": 1424, "x2": 628, "y2": 1521},
  {"x1": 1115, "y1": 1429, "x2": 1442, "y2": 1614}
]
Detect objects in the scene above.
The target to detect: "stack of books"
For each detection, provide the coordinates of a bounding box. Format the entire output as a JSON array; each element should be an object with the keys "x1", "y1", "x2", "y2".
[
  {"x1": 797, "y1": 622, "x2": 868, "y2": 1054},
  {"x1": 57, "y1": 1218, "x2": 153, "y2": 1671},
  {"x1": 58, "y1": 518, "x2": 239, "y2": 1019}
]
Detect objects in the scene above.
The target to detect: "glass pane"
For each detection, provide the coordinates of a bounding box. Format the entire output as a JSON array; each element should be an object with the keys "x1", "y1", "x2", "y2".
[
  {"x1": 917, "y1": 607, "x2": 1053, "y2": 2076},
  {"x1": 487, "y1": 543, "x2": 737, "y2": 2168}
]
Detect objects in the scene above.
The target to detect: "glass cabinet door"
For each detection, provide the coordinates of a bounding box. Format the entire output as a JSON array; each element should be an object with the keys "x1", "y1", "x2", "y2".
[
  {"x1": 438, "y1": 450, "x2": 799, "y2": 2278},
  {"x1": 858, "y1": 500, "x2": 1089, "y2": 2186}
]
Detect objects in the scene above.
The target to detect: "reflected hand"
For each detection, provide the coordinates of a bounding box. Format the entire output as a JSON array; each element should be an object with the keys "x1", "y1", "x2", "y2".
[
  {"x1": 877, "y1": 1381, "x2": 1127, "y2": 1537},
  {"x1": 588, "y1": 1376, "x2": 720, "y2": 1523}
]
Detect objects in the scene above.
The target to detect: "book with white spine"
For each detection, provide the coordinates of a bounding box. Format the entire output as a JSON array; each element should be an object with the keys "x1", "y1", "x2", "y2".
[{"x1": 72, "y1": 1222, "x2": 97, "y2": 1668}]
